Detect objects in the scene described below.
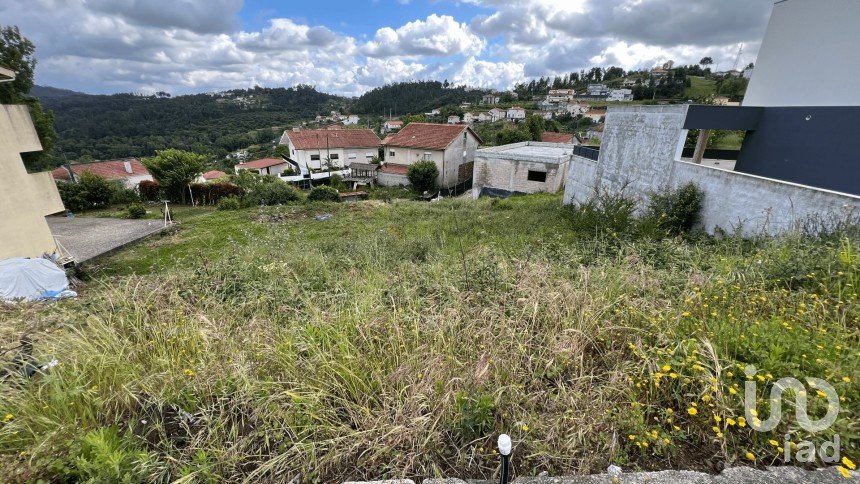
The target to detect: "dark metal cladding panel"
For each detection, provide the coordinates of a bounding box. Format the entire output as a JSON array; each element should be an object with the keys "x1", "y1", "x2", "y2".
[{"x1": 684, "y1": 105, "x2": 763, "y2": 130}]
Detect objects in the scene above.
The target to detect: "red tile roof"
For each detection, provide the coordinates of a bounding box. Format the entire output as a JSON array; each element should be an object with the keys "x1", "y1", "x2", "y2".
[
  {"x1": 201, "y1": 170, "x2": 227, "y2": 180},
  {"x1": 541, "y1": 132, "x2": 575, "y2": 143},
  {"x1": 379, "y1": 163, "x2": 409, "y2": 175},
  {"x1": 382, "y1": 123, "x2": 482, "y2": 151},
  {"x1": 386, "y1": 120, "x2": 403, "y2": 126},
  {"x1": 286, "y1": 128, "x2": 380, "y2": 150},
  {"x1": 240, "y1": 158, "x2": 288, "y2": 169},
  {"x1": 51, "y1": 159, "x2": 149, "y2": 181}
]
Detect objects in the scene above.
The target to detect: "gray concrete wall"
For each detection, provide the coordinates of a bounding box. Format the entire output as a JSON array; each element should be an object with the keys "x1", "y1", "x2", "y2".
[
  {"x1": 563, "y1": 105, "x2": 860, "y2": 235},
  {"x1": 377, "y1": 171, "x2": 410, "y2": 187}
]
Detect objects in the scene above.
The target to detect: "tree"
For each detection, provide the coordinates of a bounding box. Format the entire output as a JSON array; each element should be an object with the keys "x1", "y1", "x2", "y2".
[
  {"x1": 1, "y1": 25, "x2": 57, "y2": 171},
  {"x1": 407, "y1": 160, "x2": 439, "y2": 192},
  {"x1": 142, "y1": 149, "x2": 208, "y2": 203},
  {"x1": 699, "y1": 57, "x2": 714, "y2": 66},
  {"x1": 525, "y1": 115, "x2": 546, "y2": 142}
]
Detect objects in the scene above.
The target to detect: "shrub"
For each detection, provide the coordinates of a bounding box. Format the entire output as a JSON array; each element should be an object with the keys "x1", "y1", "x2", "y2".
[
  {"x1": 123, "y1": 203, "x2": 147, "y2": 219},
  {"x1": 57, "y1": 172, "x2": 117, "y2": 212},
  {"x1": 646, "y1": 182, "x2": 705, "y2": 236},
  {"x1": 216, "y1": 196, "x2": 242, "y2": 211},
  {"x1": 189, "y1": 182, "x2": 244, "y2": 205},
  {"x1": 407, "y1": 160, "x2": 439, "y2": 192},
  {"x1": 142, "y1": 149, "x2": 208, "y2": 203},
  {"x1": 307, "y1": 185, "x2": 341, "y2": 202},
  {"x1": 568, "y1": 188, "x2": 638, "y2": 235},
  {"x1": 244, "y1": 181, "x2": 303, "y2": 206},
  {"x1": 110, "y1": 187, "x2": 141, "y2": 205},
  {"x1": 139, "y1": 180, "x2": 161, "y2": 201}
]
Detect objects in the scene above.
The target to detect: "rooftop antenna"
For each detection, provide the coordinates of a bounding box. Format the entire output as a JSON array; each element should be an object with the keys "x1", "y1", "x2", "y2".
[{"x1": 732, "y1": 43, "x2": 744, "y2": 72}]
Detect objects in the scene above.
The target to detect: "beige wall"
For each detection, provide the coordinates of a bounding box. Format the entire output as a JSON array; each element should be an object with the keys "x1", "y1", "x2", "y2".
[
  {"x1": 0, "y1": 104, "x2": 65, "y2": 259},
  {"x1": 384, "y1": 133, "x2": 479, "y2": 188},
  {"x1": 473, "y1": 158, "x2": 568, "y2": 197}
]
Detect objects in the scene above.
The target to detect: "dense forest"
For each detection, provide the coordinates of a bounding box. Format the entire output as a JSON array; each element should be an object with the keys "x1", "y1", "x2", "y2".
[
  {"x1": 33, "y1": 85, "x2": 344, "y2": 161},
  {"x1": 351, "y1": 80, "x2": 487, "y2": 117}
]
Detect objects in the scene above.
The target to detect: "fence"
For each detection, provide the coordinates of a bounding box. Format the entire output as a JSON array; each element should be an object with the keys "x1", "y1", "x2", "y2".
[{"x1": 573, "y1": 145, "x2": 600, "y2": 161}]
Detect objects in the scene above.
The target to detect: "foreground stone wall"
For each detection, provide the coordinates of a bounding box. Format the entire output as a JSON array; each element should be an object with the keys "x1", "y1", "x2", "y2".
[
  {"x1": 342, "y1": 466, "x2": 856, "y2": 483},
  {"x1": 563, "y1": 105, "x2": 860, "y2": 235}
]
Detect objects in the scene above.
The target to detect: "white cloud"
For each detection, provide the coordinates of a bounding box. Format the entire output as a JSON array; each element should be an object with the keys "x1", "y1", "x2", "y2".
[
  {"x1": 0, "y1": 0, "x2": 774, "y2": 96},
  {"x1": 361, "y1": 14, "x2": 485, "y2": 58}
]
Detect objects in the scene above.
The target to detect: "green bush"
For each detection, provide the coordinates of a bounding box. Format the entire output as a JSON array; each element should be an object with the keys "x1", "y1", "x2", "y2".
[
  {"x1": 568, "y1": 188, "x2": 638, "y2": 235},
  {"x1": 646, "y1": 182, "x2": 705, "y2": 236},
  {"x1": 406, "y1": 160, "x2": 439, "y2": 192},
  {"x1": 110, "y1": 186, "x2": 141, "y2": 205},
  {"x1": 57, "y1": 172, "x2": 119, "y2": 212},
  {"x1": 124, "y1": 203, "x2": 147, "y2": 219},
  {"x1": 244, "y1": 181, "x2": 303, "y2": 206},
  {"x1": 307, "y1": 185, "x2": 341, "y2": 202},
  {"x1": 216, "y1": 196, "x2": 242, "y2": 211}
]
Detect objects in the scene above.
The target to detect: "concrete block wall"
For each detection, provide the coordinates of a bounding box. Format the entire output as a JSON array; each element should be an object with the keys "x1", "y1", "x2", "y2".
[
  {"x1": 378, "y1": 171, "x2": 410, "y2": 187},
  {"x1": 563, "y1": 105, "x2": 860, "y2": 235}
]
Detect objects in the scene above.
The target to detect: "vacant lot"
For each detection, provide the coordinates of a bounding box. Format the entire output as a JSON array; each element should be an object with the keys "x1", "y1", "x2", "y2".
[{"x1": 1, "y1": 194, "x2": 857, "y2": 482}]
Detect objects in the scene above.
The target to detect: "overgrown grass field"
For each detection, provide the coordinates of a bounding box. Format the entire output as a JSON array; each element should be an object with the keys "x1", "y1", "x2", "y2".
[{"x1": 1, "y1": 194, "x2": 858, "y2": 482}]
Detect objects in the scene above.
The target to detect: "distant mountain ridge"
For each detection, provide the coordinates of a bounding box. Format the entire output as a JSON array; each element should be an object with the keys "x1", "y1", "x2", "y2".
[{"x1": 29, "y1": 81, "x2": 489, "y2": 163}]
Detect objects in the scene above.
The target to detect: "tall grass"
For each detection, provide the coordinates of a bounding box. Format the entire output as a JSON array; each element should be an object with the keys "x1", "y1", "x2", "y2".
[{"x1": 0, "y1": 194, "x2": 857, "y2": 482}]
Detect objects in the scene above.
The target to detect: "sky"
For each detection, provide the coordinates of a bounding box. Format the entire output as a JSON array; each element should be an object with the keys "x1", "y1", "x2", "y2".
[{"x1": 1, "y1": 0, "x2": 775, "y2": 97}]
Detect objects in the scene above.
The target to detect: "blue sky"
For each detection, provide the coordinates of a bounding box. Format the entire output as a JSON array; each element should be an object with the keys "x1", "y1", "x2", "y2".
[
  {"x1": 240, "y1": 1, "x2": 492, "y2": 39},
  {"x1": 2, "y1": 0, "x2": 774, "y2": 96}
]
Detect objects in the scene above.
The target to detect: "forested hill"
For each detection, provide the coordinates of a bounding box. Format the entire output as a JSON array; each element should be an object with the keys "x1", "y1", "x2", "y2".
[
  {"x1": 352, "y1": 81, "x2": 488, "y2": 116},
  {"x1": 32, "y1": 85, "x2": 345, "y2": 161}
]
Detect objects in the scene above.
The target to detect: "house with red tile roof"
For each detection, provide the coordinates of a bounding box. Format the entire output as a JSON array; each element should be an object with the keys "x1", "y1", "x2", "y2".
[
  {"x1": 51, "y1": 158, "x2": 153, "y2": 188},
  {"x1": 380, "y1": 123, "x2": 481, "y2": 188},
  {"x1": 198, "y1": 170, "x2": 228, "y2": 182},
  {"x1": 278, "y1": 128, "x2": 380, "y2": 171},
  {"x1": 234, "y1": 158, "x2": 292, "y2": 176}
]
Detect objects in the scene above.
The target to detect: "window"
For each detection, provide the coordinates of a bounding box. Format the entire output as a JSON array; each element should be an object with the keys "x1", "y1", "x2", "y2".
[
  {"x1": 348, "y1": 153, "x2": 357, "y2": 160},
  {"x1": 527, "y1": 170, "x2": 547, "y2": 182},
  {"x1": 310, "y1": 154, "x2": 320, "y2": 161},
  {"x1": 389, "y1": 150, "x2": 395, "y2": 157},
  {"x1": 365, "y1": 152, "x2": 374, "y2": 158},
  {"x1": 330, "y1": 154, "x2": 339, "y2": 160},
  {"x1": 423, "y1": 152, "x2": 432, "y2": 161}
]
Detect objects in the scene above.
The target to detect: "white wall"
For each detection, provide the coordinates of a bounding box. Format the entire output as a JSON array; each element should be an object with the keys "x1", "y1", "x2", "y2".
[
  {"x1": 564, "y1": 105, "x2": 860, "y2": 235},
  {"x1": 288, "y1": 142, "x2": 377, "y2": 170},
  {"x1": 745, "y1": 0, "x2": 860, "y2": 107}
]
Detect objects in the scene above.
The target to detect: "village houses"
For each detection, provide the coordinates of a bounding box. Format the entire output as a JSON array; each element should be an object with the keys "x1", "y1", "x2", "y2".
[
  {"x1": 380, "y1": 123, "x2": 481, "y2": 189},
  {"x1": 489, "y1": 107, "x2": 505, "y2": 122},
  {"x1": 382, "y1": 120, "x2": 403, "y2": 134},
  {"x1": 547, "y1": 89, "x2": 575, "y2": 103},
  {"x1": 278, "y1": 128, "x2": 381, "y2": 171},
  {"x1": 506, "y1": 106, "x2": 526, "y2": 121},
  {"x1": 482, "y1": 94, "x2": 500, "y2": 105}
]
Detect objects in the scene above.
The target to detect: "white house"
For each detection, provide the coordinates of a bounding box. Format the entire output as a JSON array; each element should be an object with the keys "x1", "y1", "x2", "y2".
[
  {"x1": 482, "y1": 94, "x2": 500, "y2": 105},
  {"x1": 51, "y1": 159, "x2": 153, "y2": 189},
  {"x1": 477, "y1": 112, "x2": 493, "y2": 123},
  {"x1": 235, "y1": 158, "x2": 292, "y2": 176},
  {"x1": 381, "y1": 123, "x2": 482, "y2": 188},
  {"x1": 489, "y1": 108, "x2": 505, "y2": 122},
  {"x1": 426, "y1": 108, "x2": 441, "y2": 116},
  {"x1": 463, "y1": 112, "x2": 477, "y2": 124},
  {"x1": 382, "y1": 120, "x2": 403, "y2": 134},
  {"x1": 279, "y1": 128, "x2": 381, "y2": 171},
  {"x1": 506, "y1": 107, "x2": 526, "y2": 121},
  {"x1": 537, "y1": 111, "x2": 553, "y2": 120},
  {"x1": 547, "y1": 89, "x2": 575, "y2": 103},
  {"x1": 343, "y1": 115, "x2": 360, "y2": 125},
  {"x1": 447, "y1": 115, "x2": 461, "y2": 124},
  {"x1": 607, "y1": 89, "x2": 633, "y2": 102},
  {"x1": 586, "y1": 84, "x2": 610, "y2": 97},
  {"x1": 564, "y1": 103, "x2": 590, "y2": 115}
]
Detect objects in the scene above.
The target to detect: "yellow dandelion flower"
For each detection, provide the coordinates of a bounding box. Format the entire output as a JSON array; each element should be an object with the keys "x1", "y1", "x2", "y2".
[
  {"x1": 838, "y1": 467, "x2": 851, "y2": 478},
  {"x1": 749, "y1": 409, "x2": 758, "y2": 417},
  {"x1": 729, "y1": 387, "x2": 737, "y2": 395},
  {"x1": 662, "y1": 364, "x2": 672, "y2": 372},
  {"x1": 843, "y1": 456, "x2": 857, "y2": 470},
  {"x1": 522, "y1": 424, "x2": 529, "y2": 432},
  {"x1": 843, "y1": 377, "x2": 852, "y2": 383},
  {"x1": 687, "y1": 407, "x2": 698, "y2": 416},
  {"x1": 746, "y1": 452, "x2": 755, "y2": 461},
  {"x1": 2, "y1": 414, "x2": 13, "y2": 422},
  {"x1": 737, "y1": 417, "x2": 747, "y2": 428},
  {"x1": 628, "y1": 434, "x2": 636, "y2": 441},
  {"x1": 184, "y1": 369, "x2": 195, "y2": 376},
  {"x1": 769, "y1": 439, "x2": 779, "y2": 446},
  {"x1": 726, "y1": 417, "x2": 737, "y2": 426}
]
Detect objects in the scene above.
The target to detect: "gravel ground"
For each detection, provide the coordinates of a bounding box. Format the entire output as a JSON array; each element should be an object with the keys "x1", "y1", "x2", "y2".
[{"x1": 47, "y1": 215, "x2": 166, "y2": 263}]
